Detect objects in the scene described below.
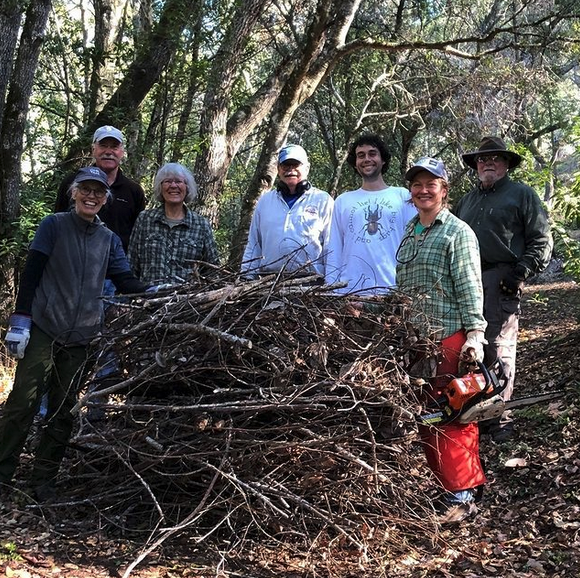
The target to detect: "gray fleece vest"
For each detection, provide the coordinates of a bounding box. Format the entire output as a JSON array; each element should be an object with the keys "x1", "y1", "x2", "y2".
[{"x1": 32, "y1": 212, "x2": 113, "y2": 346}]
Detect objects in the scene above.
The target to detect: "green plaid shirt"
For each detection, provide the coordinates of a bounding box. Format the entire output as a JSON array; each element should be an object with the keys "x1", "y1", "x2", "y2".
[
  {"x1": 395, "y1": 209, "x2": 486, "y2": 339},
  {"x1": 128, "y1": 206, "x2": 219, "y2": 284}
]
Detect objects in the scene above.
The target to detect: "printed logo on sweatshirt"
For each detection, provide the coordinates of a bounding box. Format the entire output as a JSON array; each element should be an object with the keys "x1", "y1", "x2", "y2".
[{"x1": 348, "y1": 198, "x2": 397, "y2": 244}]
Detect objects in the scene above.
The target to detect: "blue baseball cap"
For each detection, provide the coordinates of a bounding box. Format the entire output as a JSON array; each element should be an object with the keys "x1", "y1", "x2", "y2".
[
  {"x1": 405, "y1": 157, "x2": 448, "y2": 182},
  {"x1": 76, "y1": 166, "x2": 109, "y2": 188},
  {"x1": 93, "y1": 125, "x2": 124, "y2": 144},
  {"x1": 278, "y1": 144, "x2": 309, "y2": 165}
]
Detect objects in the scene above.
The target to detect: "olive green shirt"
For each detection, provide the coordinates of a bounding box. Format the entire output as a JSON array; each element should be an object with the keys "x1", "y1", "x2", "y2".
[{"x1": 453, "y1": 175, "x2": 552, "y2": 278}]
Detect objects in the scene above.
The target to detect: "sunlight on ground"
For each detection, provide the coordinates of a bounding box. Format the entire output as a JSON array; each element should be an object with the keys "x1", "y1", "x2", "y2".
[{"x1": 0, "y1": 350, "x2": 15, "y2": 403}]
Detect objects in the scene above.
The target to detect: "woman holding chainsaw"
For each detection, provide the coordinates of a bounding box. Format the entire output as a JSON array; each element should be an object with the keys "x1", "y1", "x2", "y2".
[{"x1": 396, "y1": 156, "x2": 487, "y2": 524}]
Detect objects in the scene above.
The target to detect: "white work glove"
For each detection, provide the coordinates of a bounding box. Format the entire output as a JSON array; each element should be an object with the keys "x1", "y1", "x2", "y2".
[
  {"x1": 460, "y1": 330, "x2": 486, "y2": 363},
  {"x1": 5, "y1": 314, "x2": 32, "y2": 359}
]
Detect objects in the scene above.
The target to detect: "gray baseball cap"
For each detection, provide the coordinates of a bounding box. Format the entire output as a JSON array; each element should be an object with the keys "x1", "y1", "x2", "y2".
[
  {"x1": 93, "y1": 125, "x2": 124, "y2": 144},
  {"x1": 405, "y1": 157, "x2": 448, "y2": 182}
]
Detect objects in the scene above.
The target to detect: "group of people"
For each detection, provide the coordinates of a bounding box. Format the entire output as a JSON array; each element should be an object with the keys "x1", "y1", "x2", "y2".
[
  {"x1": 239, "y1": 133, "x2": 551, "y2": 522},
  {"x1": 0, "y1": 127, "x2": 552, "y2": 524},
  {"x1": 0, "y1": 126, "x2": 219, "y2": 502}
]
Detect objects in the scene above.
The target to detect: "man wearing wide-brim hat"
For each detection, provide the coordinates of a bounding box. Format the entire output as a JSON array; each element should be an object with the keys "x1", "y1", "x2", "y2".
[{"x1": 454, "y1": 136, "x2": 552, "y2": 442}]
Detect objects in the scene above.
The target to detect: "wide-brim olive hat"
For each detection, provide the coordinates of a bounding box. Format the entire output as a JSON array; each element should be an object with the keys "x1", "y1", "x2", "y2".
[{"x1": 462, "y1": 136, "x2": 523, "y2": 170}]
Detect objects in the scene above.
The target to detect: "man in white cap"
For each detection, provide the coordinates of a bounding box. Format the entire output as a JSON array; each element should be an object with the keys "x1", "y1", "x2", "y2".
[
  {"x1": 54, "y1": 125, "x2": 145, "y2": 252},
  {"x1": 53, "y1": 126, "x2": 146, "y2": 413},
  {"x1": 241, "y1": 144, "x2": 334, "y2": 278}
]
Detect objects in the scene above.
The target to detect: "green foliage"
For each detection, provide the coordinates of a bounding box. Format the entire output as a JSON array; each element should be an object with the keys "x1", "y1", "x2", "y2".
[
  {"x1": 516, "y1": 405, "x2": 570, "y2": 431},
  {"x1": 0, "y1": 542, "x2": 22, "y2": 562},
  {"x1": 0, "y1": 179, "x2": 54, "y2": 266},
  {"x1": 551, "y1": 222, "x2": 580, "y2": 281}
]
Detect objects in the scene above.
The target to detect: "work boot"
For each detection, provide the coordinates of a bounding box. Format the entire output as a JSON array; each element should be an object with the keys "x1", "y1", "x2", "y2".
[
  {"x1": 438, "y1": 502, "x2": 478, "y2": 525},
  {"x1": 490, "y1": 421, "x2": 515, "y2": 443},
  {"x1": 435, "y1": 488, "x2": 478, "y2": 525}
]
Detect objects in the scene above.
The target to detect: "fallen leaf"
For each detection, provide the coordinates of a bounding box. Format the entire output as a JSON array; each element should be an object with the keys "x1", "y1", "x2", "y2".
[{"x1": 504, "y1": 457, "x2": 527, "y2": 468}]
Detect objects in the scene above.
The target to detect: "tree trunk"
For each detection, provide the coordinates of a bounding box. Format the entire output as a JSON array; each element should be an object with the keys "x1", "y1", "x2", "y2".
[
  {"x1": 170, "y1": 15, "x2": 203, "y2": 162},
  {"x1": 0, "y1": 0, "x2": 24, "y2": 139},
  {"x1": 59, "y1": 0, "x2": 201, "y2": 172},
  {"x1": 89, "y1": 0, "x2": 116, "y2": 120},
  {"x1": 0, "y1": 0, "x2": 51, "y2": 231},
  {"x1": 194, "y1": 0, "x2": 271, "y2": 222},
  {"x1": 227, "y1": 0, "x2": 362, "y2": 268},
  {"x1": 0, "y1": 0, "x2": 51, "y2": 308}
]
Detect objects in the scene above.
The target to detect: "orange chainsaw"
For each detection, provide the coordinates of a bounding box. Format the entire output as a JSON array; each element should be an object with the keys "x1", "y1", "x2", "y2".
[{"x1": 419, "y1": 359, "x2": 565, "y2": 426}]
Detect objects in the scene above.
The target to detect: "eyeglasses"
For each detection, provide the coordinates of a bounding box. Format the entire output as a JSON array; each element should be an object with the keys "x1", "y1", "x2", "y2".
[
  {"x1": 79, "y1": 185, "x2": 107, "y2": 198},
  {"x1": 476, "y1": 155, "x2": 506, "y2": 164},
  {"x1": 162, "y1": 178, "x2": 185, "y2": 186}
]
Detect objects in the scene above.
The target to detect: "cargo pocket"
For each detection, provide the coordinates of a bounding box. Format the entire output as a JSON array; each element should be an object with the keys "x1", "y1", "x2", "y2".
[{"x1": 500, "y1": 295, "x2": 520, "y2": 316}]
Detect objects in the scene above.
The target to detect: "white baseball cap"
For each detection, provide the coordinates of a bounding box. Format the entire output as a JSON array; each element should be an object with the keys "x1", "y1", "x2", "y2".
[{"x1": 93, "y1": 125, "x2": 124, "y2": 144}]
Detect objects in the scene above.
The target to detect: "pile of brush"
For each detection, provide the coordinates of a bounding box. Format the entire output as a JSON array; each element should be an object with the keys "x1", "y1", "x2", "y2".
[{"x1": 62, "y1": 271, "x2": 440, "y2": 556}]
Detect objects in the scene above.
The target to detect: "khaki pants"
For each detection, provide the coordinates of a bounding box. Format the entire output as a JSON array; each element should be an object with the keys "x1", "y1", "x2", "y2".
[
  {"x1": 482, "y1": 264, "x2": 521, "y2": 406},
  {"x1": 0, "y1": 325, "x2": 87, "y2": 489}
]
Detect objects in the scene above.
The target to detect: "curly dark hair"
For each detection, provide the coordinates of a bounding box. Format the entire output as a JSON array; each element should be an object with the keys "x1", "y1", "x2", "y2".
[{"x1": 346, "y1": 134, "x2": 391, "y2": 174}]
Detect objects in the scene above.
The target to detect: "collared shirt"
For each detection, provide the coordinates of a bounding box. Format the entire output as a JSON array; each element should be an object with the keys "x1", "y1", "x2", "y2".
[
  {"x1": 453, "y1": 175, "x2": 552, "y2": 277},
  {"x1": 128, "y1": 205, "x2": 219, "y2": 284},
  {"x1": 241, "y1": 186, "x2": 334, "y2": 277},
  {"x1": 396, "y1": 209, "x2": 486, "y2": 339}
]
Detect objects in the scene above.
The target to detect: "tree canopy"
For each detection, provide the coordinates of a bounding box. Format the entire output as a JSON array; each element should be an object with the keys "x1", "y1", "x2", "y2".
[{"x1": 0, "y1": 0, "x2": 579, "y2": 274}]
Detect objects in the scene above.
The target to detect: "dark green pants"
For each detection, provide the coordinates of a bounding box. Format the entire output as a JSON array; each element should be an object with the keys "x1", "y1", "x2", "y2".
[{"x1": 0, "y1": 325, "x2": 87, "y2": 489}]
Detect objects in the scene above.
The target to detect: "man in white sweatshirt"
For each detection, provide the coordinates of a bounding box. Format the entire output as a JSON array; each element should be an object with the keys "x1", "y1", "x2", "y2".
[
  {"x1": 325, "y1": 134, "x2": 416, "y2": 294},
  {"x1": 241, "y1": 144, "x2": 334, "y2": 278}
]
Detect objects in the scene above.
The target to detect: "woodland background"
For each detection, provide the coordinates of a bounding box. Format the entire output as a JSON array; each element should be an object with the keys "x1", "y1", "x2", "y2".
[
  {"x1": 1, "y1": 0, "x2": 580, "y2": 307},
  {"x1": 1, "y1": 2, "x2": 580, "y2": 576}
]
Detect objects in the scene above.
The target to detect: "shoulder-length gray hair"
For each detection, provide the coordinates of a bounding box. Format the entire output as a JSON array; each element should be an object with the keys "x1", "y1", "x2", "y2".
[{"x1": 153, "y1": 163, "x2": 198, "y2": 204}]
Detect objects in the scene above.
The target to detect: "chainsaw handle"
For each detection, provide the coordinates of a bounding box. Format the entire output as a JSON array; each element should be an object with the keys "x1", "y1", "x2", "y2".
[
  {"x1": 479, "y1": 358, "x2": 508, "y2": 396},
  {"x1": 477, "y1": 361, "x2": 491, "y2": 387}
]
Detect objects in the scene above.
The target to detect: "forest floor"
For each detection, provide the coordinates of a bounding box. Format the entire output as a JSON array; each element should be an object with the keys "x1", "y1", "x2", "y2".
[{"x1": 0, "y1": 275, "x2": 579, "y2": 578}]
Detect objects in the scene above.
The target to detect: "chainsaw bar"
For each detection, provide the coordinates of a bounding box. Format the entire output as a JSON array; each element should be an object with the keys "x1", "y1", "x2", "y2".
[
  {"x1": 419, "y1": 391, "x2": 566, "y2": 426},
  {"x1": 504, "y1": 390, "x2": 565, "y2": 410}
]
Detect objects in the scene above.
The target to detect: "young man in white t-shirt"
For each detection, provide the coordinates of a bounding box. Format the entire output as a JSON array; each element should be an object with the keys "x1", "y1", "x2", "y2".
[{"x1": 325, "y1": 134, "x2": 416, "y2": 294}]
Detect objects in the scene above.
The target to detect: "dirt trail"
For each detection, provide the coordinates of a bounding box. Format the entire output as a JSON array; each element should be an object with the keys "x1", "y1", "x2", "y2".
[{"x1": 1, "y1": 279, "x2": 579, "y2": 577}]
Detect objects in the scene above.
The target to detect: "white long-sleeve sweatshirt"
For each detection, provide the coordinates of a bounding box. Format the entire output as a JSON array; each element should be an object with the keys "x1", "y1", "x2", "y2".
[
  {"x1": 325, "y1": 186, "x2": 416, "y2": 294},
  {"x1": 241, "y1": 187, "x2": 334, "y2": 277}
]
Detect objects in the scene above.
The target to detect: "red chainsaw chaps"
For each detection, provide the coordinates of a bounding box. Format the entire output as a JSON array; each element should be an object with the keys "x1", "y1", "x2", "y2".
[{"x1": 420, "y1": 330, "x2": 487, "y2": 492}]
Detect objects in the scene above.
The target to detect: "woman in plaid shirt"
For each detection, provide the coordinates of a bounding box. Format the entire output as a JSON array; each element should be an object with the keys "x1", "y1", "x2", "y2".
[
  {"x1": 396, "y1": 157, "x2": 487, "y2": 524},
  {"x1": 128, "y1": 163, "x2": 219, "y2": 285}
]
